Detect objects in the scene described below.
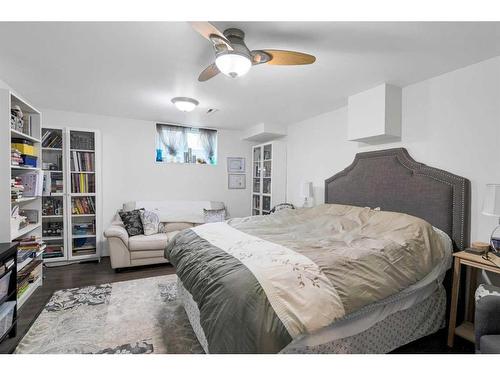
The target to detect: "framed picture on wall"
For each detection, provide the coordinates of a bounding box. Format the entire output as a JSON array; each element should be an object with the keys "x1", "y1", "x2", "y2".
[
  {"x1": 227, "y1": 157, "x2": 245, "y2": 173},
  {"x1": 228, "y1": 174, "x2": 246, "y2": 189}
]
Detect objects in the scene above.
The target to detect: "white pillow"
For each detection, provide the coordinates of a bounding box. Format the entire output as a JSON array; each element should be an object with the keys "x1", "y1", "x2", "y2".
[{"x1": 140, "y1": 210, "x2": 160, "y2": 236}]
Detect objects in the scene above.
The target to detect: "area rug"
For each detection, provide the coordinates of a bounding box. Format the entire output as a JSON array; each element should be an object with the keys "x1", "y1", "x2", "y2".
[{"x1": 15, "y1": 275, "x2": 204, "y2": 354}]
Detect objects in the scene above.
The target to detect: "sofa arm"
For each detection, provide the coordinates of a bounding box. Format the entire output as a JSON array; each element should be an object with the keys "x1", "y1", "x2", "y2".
[
  {"x1": 475, "y1": 284, "x2": 500, "y2": 351},
  {"x1": 104, "y1": 224, "x2": 129, "y2": 245}
]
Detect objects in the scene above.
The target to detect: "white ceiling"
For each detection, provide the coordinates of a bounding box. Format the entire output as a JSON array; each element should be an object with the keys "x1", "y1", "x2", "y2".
[{"x1": 0, "y1": 22, "x2": 499, "y2": 130}]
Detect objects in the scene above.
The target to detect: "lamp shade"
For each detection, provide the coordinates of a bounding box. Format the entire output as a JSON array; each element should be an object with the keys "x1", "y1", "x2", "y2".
[
  {"x1": 215, "y1": 53, "x2": 251, "y2": 78},
  {"x1": 301, "y1": 182, "x2": 313, "y2": 199},
  {"x1": 482, "y1": 184, "x2": 500, "y2": 217}
]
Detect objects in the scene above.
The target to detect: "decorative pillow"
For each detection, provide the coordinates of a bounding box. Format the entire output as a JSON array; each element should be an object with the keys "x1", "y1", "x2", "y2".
[
  {"x1": 140, "y1": 210, "x2": 161, "y2": 236},
  {"x1": 203, "y1": 208, "x2": 226, "y2": 223},
  {"x1": 118, "y1": 209, "x2": 144, "y2": 237}
]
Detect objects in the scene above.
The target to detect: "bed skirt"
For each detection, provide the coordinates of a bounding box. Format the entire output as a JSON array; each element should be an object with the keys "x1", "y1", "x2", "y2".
[{"x1": 177, "y1": 279, "x2": 446, "y2": 354}]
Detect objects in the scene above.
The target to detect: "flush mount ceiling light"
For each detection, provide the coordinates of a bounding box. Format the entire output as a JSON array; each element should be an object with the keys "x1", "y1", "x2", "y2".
[
  {"x1": 215, "y1": 52, "x2": 252, "y2": 78},
  {"x1": 171, "y1": 97, "x2": 199, "y2": 112}
]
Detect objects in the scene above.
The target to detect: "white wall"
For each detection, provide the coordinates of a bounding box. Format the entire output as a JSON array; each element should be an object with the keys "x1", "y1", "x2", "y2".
[
  {"x1": 287, "y1": 56, "x2": 500, "y2": 246},
  {"x1": 42, "y1": 109, "x2": 254, "y2": 255}
]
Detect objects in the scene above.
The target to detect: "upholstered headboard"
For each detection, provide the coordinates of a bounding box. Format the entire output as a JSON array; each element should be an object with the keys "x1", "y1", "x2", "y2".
[{"x1": 325, "y1": 148, "x2": 470, "y2": 250}]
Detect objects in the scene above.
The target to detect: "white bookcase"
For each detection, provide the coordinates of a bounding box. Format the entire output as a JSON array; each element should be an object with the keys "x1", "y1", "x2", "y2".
[
  {"x1": 0, "y1": 89, "x2": 44, "y2": 308},
  {"x1": 41, "y1": 126, "x2": 102, "y2": 263},
  {"x1": 251, "y1": 141, "x2": 286, "y2": 215}
]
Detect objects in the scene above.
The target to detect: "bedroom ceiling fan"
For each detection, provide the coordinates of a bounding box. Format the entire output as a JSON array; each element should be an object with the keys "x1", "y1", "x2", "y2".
[{"x1": 190, "y1": 22, "x2": 316, "y2": 82}]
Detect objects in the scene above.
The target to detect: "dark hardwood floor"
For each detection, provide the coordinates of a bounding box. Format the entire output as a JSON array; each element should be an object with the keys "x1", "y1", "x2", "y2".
[{"x1": 0, "y1": 257, "x2": 474, "y2": 354}]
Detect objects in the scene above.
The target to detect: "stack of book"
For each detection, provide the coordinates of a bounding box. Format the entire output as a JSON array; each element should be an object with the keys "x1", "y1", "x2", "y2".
[
  {"x1": 11, "y1": 148, "x2": 23, "y2": 166},
  {"x1": 11, "y1": 177, "x2": 24, "y2": 201},
  {"x1": 17, "y1": 259, "x2": 43, "y2": 297},
  {"x1": 71, "y1": 151, "x2": 94, "y2": 171},
  {"x1": 42, "y1": 130, "x2": 62, "y2": 148},
  {"x1": 42, "y1": 171, "x2": 64, "y2": 195},
  {"x1": 71, "y1": 173, "x2": 95, "y2": 193},
  {"x1": 72, "y1": 197, "x2": 95, "y2": 215},
  {"x1": 18, "y1": 236, "x2": 46, "y2": 256},
  {"x1": 43, "y1": 244, "x2": 64, "y2": 259},
  {"x1": 73, "y1": 222, "x2": 95, "y2": 235}
]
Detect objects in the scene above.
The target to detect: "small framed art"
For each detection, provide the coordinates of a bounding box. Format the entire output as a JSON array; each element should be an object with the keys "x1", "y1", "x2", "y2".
[
  {"x1": 228, "y1": 174, "x2": 246, "y2": 189},
  {"x1": 227, "y1": 157, "x2": 245, "y2": 173}
]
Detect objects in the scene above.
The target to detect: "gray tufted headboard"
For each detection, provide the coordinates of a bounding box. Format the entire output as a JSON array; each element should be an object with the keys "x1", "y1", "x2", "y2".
[{"x1": 325, "y1": 148, "x2": 470, "y2": 251}]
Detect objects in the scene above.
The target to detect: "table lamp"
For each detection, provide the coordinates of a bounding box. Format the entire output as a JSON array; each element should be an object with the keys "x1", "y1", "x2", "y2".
[
  {"x1": 482, "y1": 183, "x2": 500, "y2": 257},
  {"x1": 301, "y1": 182, "x2": 313, "y2": 208}
]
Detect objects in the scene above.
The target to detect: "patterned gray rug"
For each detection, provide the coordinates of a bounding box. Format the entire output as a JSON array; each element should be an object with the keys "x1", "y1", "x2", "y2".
[{"x1": 15, "y1": 275, "x2": 204, "y2": 354}]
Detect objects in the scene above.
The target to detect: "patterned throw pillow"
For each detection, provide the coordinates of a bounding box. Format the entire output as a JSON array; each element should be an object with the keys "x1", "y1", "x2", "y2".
[
  {"x1": 140, "y1": 210, "x2": 161, "y2": 236},
  {"x1": 118, "y1": 209, "x2": 144, "y2": 237},
  {"x1": 203, "y1": 208, "x2": 226, "y2": 223}
]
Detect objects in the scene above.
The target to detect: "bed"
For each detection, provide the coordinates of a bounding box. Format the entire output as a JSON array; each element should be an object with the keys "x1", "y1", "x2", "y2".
[{"x1": 165, "y1": 147, "x2": 471, "y2": 354}]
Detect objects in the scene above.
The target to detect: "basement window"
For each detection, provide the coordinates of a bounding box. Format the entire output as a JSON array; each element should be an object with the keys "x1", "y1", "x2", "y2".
[{"x1": 155, "y1": 123, "x2": 217, "y2": 165}]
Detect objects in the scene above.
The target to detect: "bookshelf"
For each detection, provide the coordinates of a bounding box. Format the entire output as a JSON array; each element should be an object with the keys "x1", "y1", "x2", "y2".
[
  {"x1": 0, "y1": 89, "x2": 44, "y2": 310},
  {"x1": 41, "y1": 127, "x2": 101, "y2": 262},
  {"x1": 251, "y1": 141, "x2": 286, "y2": 215}
]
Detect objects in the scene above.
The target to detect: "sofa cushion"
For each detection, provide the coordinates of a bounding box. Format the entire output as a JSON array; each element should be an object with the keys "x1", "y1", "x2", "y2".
[
  {"x1": 161, "y1": 222, "x2": 194, "y2": 233},
  {"x1": 130, "y1": 250, "x2": 166, "y2": 260},
  {"x1": 128, "y1": 233, "x2": 169, "y2": 251}
]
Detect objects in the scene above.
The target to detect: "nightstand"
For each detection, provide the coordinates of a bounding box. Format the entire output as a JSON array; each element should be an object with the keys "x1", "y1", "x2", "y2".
[{"x1": 447, "y1": 251, "x2": 500, "y2": 347}]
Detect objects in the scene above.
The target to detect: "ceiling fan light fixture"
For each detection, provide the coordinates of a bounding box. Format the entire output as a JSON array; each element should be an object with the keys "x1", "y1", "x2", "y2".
[
  {"x1": 171, "y1": 97, "x2": 199, "y2": 112},
  {"x1": 215, "y1": 52, "x2": 251, "y2": 78}
]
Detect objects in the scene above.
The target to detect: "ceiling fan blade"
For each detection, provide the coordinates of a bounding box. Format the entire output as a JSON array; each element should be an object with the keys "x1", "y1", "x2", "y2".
[
  {"x1": 259, "y1": 49, "x2": 316, "y2": 65},
  {"x1": 198, "y1": 63, "x2": 220, "y2": 82},
  {"x1": 189, "y1": 22, "x2": 233, "y2": 50}
]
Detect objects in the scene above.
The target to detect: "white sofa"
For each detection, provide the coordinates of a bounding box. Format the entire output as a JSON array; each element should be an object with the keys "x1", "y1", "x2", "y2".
[{"x1": 104, "y1": 200, "x2": 225, "y2": 270}]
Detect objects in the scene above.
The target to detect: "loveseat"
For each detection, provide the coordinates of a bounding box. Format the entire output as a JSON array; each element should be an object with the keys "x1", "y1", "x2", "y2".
[{"x1": 104, "y1": 200, "x2": 225, "y2": 270}]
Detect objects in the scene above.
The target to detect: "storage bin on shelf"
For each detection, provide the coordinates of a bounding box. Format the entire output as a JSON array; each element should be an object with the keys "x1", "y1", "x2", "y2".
[
  {"x1": 20, "y1": 154, "x2": 37, "y2": 168},
  {"x1": 11, "y1": 138, "x2": 36, "y2": 156}
]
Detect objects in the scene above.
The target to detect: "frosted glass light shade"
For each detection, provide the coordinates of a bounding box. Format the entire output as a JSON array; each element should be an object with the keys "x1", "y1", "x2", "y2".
[
  {"x1": 482, "y1": 184, "x2": 500, "y2": 217},
  {"x1": 301, "y1": 182, "x2": 313, "y2": 199},
  {"x1": 215, "y1": 53, "x2": 251, "y2": 78},
  {"x1": 171, "y1": 97, "x2": 199, "y2": 112}
]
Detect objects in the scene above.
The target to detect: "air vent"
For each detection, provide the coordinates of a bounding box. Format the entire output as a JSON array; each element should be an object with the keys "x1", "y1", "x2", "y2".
[{"x1": 206, "y1": 108, "x2": 219, "y2": 115}]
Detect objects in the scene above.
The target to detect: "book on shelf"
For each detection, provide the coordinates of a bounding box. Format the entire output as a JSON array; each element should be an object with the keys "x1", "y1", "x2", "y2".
[
  {"x1": 73, "y1": 222, "x2": 96, "y2": 235},
  {"x1": 43, "y1": 244, "x2": 64, "y2": 259},
  {"x1": 11, "y1": 177, "x2": 25, "y2": 201},
  {"x1": 11, "y1": 148, "x2": 23, "y2": 166},
  {"x1": 71, "y1": 151, "x2": 94, "y2": 172},
  {"x1": 17, "y1": 236, "x2": 46, "y2": 252},
  {"x1": 72, "y1": 196, "x2": 95, "y2": 215},
  {"x1": 41, "y1": 130, "x2": 62, "y2": 148},
  {"x1": 42, "y1": 171, "x2": 63, "y2": 195},
  {"x1": 22, "y1": 114, "x2": 33, "y2": 136},
  {"x1": 71, "y1": 173, "x2": 95, "y2": 193}
]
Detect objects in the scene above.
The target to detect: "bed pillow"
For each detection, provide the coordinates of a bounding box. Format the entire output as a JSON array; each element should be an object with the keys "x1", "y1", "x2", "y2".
[
  {"x1": 203, "y1": 208, "x2": 226, "y2": 223},
  {"x1": 119, "y1": 209, "x2": 144, "y2": 237},
  {"x1": 140, "y1": 210, "x2": 161, "y2": 236}
]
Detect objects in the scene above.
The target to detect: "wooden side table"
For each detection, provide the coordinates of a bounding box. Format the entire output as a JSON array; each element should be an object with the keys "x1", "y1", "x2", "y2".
[{"x1": 447, "y1": 251, "x2": 500, "y2": 347}]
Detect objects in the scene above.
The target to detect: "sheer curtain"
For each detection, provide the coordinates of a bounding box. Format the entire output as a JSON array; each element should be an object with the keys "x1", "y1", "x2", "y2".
[
  {"x1": 157, "y1": 125, "x2": 187, "y2": 161},
  {"x1": 199, "y1": 128, "x2": 217, "y2": 164}
]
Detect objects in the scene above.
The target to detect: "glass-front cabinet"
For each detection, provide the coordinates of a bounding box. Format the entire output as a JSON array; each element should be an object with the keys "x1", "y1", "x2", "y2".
[
  {"x1": 41, "y1": 127, "x2": 100, "y2": 263},
  {"x1": 251, "y1": 141, "x2": 286, "y2": 215}
]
